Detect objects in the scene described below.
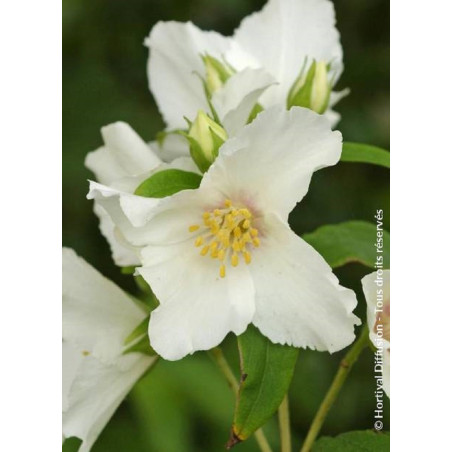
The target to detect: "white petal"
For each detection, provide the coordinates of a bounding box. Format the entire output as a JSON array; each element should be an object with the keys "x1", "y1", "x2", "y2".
[
  {"x1": 250, "y1": 214, "x2": 359, "y2": 352},
  {"x1": 63, "y1": 341, "x2": 154, "y2": 452},
  {"x1": 119, "y1": 186, "x2": 225, "y2": 246},
  {"x1": 63, "y1": 341, "x2": 83, "y2": 412},
  {"x1": 88, "y1": 182, "x2": 161, "y2": 245},
  {"x1": 62, "y1": 248, "x2": 148, "y2": 363},
  {"x1": 362, "y1": 269, "x2": 390, "y2": 349},
  {"x1": 166, "y1": 156, "x2": 201, "y2": 174},
  {"x1": 85, "y1": 122, "x2": 161, "y2": 185},
  {"x1": 146, "y1": 21, "x2": 232, "y2": 129},
  {"x1": 93, "y1": 203, "x2": 141, "y2": 267},
  {"x1": 211, "y1": 68, "x2": 276, "y2": 136},
  {"x1": 233, "y1": 0, "x2": 343, "y2": 107},
  {"x1": 140, "y1": 239, "x2": 255, "y2": 360},
  {"x1": 202, "y1": 106, "x2": 342, "y2": 220},
  {"x1": 151, "y1": 133, "x2": 190, "y2": 163}
]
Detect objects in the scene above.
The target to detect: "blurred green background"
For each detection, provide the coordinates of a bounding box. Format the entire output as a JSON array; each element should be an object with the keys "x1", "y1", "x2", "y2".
[{"x1": 63, "y1": 0, "x2": 389, "y2": 450}]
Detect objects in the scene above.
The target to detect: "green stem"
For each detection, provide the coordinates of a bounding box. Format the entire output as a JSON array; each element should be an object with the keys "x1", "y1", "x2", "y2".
[
  {"x1": 254, "y1": 429, "x2": 274, "y2": 452},
  {"x1": 278, "y1": 395, "x2": 292, "y2": 452},
  {"x1": 209, "y1": 347, "x2": 274, "y2": 452},
  {"x1": 299, "y1": 326, "x2": 370, "y2": 452}
]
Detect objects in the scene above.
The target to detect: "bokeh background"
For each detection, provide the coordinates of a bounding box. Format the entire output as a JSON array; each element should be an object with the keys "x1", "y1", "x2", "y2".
[{"x1": 63, "y1": 0, "x2": 389, "y2": 450}]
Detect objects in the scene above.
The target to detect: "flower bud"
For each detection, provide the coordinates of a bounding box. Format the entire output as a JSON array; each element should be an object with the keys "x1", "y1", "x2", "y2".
[
  {"x1": 202, "y1": 54, "x2": 235, "y2": 97},
  {"x1": 287, "y1": 60, "x2": 332, "y2": 114},
  {"x1": 187, "y1": 110, "x2": 227, "y2": 172}
]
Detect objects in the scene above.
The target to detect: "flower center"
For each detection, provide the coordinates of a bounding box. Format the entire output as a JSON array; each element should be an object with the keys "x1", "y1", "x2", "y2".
[{"x1": 188, "y1": 199, "x2": 260, "y2": 278}]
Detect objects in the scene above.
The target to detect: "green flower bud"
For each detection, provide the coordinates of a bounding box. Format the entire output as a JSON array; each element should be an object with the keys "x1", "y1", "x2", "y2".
[
  {"x1": 202, "y1": 54, "x2": 235, "y2": 97},
  {"x1": 187, "y1": 110, "x2": 227, "y2": 172},
  {"x1": 287, "y1": 60, "x2": 332, "y2": 114}
]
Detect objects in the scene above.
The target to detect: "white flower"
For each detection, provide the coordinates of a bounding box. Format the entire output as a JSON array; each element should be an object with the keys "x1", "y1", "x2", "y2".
[
  {"x1": 90, "y1": 107, "x2": 360, "y2": 361},
  {"x1": 85, "y1": 121, "x2": 198, "y2": 266},
  {"x1": 63, "y1": 248, "x2": 156, "y2": 451},
  {"x1": 362, "y1": 269, "x2": 390, "y2": 397},
  {"x1": 146, "y1": 0, "x2": 346, "y2": 132}
]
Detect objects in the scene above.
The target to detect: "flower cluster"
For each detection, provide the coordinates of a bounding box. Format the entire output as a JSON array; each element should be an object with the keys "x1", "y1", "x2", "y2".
[{"x1": 63, "y1": 0, "x2": 389, "y2": 449}]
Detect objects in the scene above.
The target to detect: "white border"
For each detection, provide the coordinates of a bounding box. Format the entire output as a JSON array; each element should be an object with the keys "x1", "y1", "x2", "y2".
[
  {"x1": 391, "y1": 0, "x2": 452, "y2": 449},
  {"x1": 1, "y1": 1, "x2": 61, "y2": 449}
]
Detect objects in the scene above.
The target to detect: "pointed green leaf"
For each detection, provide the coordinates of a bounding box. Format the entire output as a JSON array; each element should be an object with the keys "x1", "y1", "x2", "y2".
[
  {"x1": 302, "y1": 221, "x2": 390, "y2": 269},
  {"x1": 313, "y1": 430, "x2": 390, "y2": 451},
  {"x1": 341, "y1": 142, "x2": 390, "y2": 168},
  {"x1": 123, "y1": 335, "x2": 156, "y2": 357},
  {"x1": 247, "y1": 103, "x2": 263, "y2": 123},
  {"x1": 230, "y1": 325, "x2": 298, "y2": 443},
  {"x1": 134, "y1": 169, "x2": 202, "y2": 198},
  {"x1": 124, "y1": 316, "x2": 150, "y2": 345}
]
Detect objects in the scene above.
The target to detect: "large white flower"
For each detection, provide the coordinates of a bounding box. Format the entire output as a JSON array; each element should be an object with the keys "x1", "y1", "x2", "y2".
[
  {"x1": 85, "y1": 121, "x2": 198, "y2": 266},
  {"x1": 146, "y1": 0, "x2": 345, "y2": 133},
  {"x1": 90, "y1": 107, "x2": 360, "y2": 361},
  {"x1": 362, "y1": 269, "x2": 390, "y2": 397},
  {"x1": 63, "y1": 248, "x2": 156, "y2": 451}
]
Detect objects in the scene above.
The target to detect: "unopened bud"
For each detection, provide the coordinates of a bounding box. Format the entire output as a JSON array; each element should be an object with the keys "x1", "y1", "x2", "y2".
[
  {"x1": 287, "y1": 60, "x2": 332, "y2": 114},
  {"x1": 202, "y1": 54, "x2": 235, "y2": 97},
  {"x1": 187, "y1": 110, "x2": 227, "y2": 172}
]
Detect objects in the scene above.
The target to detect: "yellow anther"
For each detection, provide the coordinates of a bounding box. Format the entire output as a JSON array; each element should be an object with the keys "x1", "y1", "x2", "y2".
[
  {"x1": 239, "y1": 208, "x2": 251, "y2": 219},
  {"x1": 242, "y1": 232, "x2": 251, "y2": 243},
  {"x1": 210, "y1": 221, "x2": 220, "y2": 234},
  {"x1": 191, "y1": 199, "x2": 260, "y2": 277}
]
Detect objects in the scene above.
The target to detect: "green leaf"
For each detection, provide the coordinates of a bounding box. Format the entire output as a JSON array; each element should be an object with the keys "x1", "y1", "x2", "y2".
[
  {"x1": 302, "y1": 221, "x2": 390, "y2": 269},
  {"x1": 123, "y1": 335, "x2": 156, "y2": 357},
  {"x1": 120, "y1": 265, "x2": 135, "y2": 275},
  {"x1": 229, "y1": 325, "x2": 298, "y2": 445},
  {"x1": 247, "y1": 103, "x2": 263, "y2": 123},
  {"x1": 124, "y1": 316, "x2": 149, "y2": 345},
  {"x1": 123, "y1": 315, "x2": 156, "y2": 356},
  {"x1": 313, "y1": 430, "x2": 390, "y2": 451},
  {"x1": 341, "y1": 142, "x2": 390, "y2": 168},
  {"x1": 134, "y1": 169, "x2": 202, "y2": 198}
]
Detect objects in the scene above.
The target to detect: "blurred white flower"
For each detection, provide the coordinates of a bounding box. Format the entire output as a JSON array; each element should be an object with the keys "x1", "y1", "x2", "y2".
[
  {"x1": 90, "y1": 107, "x2": 360, "y2": 361},
  {"x1": 146, "y1": 0, "x2": 346, "y2": 132},
  {"x1": 362, "y1": 269, "x2": 390, "y2": 397},
  {"x1": 62, "y1": 248, "x2": 156, "y2": 451}
]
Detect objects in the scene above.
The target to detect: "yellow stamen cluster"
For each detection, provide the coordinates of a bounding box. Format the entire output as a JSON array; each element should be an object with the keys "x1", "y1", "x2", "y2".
[{"x1": 188, "y1": 199, "x2": 260, "y2": 278}]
